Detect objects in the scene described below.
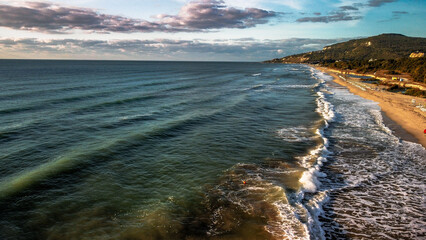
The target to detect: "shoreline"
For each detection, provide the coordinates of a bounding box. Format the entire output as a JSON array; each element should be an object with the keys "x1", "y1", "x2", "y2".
[{"x1": 314, "y1": 66, "x2": 426, "y2": 148}]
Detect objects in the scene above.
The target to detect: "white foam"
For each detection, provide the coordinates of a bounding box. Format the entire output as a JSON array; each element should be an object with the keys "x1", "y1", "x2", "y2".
[
  {"x1": 299, "y1": 169, "x2": 320, "y2": 192},
  {"x1": 310, "y1": 67, "x2": 334, "y2": 82},
  {"x1": 277, "y1": 127, "x2": 315, "y2": 142},
  {"x1": 295, "y1": 67, "x2": 336, "y2": 239},
  {"x1": 370, "y1": 108, "x2": 394, "y2": 136},
  {"x1": 207, "y1": 163, "x2": 313, "y2": 239},
  {"x1": 244, "y1": 82, "x2": 317, "y2": 93},
  {"x1": 299, "y1": 66, "x2": 426, "y2": 239},
  {"x1": 242, "y1": 83, "x2": 264, "y2": 91},
  {"x1": 267, "y1": 201, "x2": 311, "y2": 240},
  {"x1": 283, "y1": 84, "x2": 316, "y2": 89},
  {"x1": 118, "y1": 113, "x2": 153, "y2": 121},
  {"x1": 304, "y1": 190, "x2": 329, "y2": 240},
  {"x1": 311, "y1": 71, "x2": 426, "y2": 238},
  {"x1": 299, "y1": 87, "x2": 335, "y2": 192},
  {"x1": 316, "y1": 92, "x2": 336, "y2": 122}
]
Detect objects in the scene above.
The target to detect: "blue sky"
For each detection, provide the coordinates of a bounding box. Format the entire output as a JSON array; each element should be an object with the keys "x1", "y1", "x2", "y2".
[{"x1": 0, "y1": 0, "x2": 424, "y2": 61}]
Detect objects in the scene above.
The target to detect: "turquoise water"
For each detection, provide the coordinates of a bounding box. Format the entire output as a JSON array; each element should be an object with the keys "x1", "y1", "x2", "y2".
[{"x1": 1, "y1": 60, "x2": 424, "y2": 239}]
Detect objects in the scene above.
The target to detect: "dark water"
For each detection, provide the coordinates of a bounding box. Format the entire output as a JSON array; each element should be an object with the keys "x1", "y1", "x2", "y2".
[{"x1": 0, "y1": 60, "x2": 424, "y2": 239}]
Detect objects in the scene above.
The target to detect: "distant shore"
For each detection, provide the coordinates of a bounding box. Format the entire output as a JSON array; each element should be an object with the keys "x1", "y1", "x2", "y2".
[{"x1": 314, "y1": 66, "x2": 426, "y2": 148}]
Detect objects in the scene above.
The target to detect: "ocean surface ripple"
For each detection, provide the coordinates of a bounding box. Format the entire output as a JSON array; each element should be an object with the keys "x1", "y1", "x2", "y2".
[{"x1": 0, "y1": 60, "x2": 424, "y2": 240}]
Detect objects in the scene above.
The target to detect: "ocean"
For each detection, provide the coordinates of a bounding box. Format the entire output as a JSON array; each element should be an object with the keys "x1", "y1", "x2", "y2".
[{"x1": 0, "y1": 60, "x2": 424, "y2": 239}]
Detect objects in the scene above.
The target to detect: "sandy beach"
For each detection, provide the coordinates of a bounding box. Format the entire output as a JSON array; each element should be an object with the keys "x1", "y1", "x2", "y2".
[{"x1": 315, "y1": 66, "x2": 426, "y2": 148}]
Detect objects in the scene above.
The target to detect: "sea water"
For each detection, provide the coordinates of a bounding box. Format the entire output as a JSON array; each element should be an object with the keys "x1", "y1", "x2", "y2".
[{"x1": 0, "y1": 60, "x2": 424, "y2": 239}]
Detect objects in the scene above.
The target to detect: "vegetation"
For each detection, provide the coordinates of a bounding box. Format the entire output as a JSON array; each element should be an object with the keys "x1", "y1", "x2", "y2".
[
  {"x1": 383, "y1": 84, "x2": 426, "y2": 97},
  {"x1": 265, "y1": 34, "x2": 426, "y2": 83},
  {"x1": 362, "y1": 78, "x2": 381, "y2": 84},
  {"x1": 405, "y1": 88, "x2": 426, "y2": 97},
  {"x1": 323, "y1": 58, "x2": 426, "y2": 82}
]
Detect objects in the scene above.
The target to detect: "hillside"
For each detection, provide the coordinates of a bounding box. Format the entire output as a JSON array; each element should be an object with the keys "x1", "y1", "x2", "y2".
[
  {"x1": 268, "y1": 34, "x2": 426, "y2": 63},
  {"x1": 266, "y1": 34, "x2": 426, "y2": 83}
]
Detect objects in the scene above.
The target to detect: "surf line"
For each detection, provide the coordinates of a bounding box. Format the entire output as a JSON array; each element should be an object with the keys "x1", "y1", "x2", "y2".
[{"x1": 298, "y1": 67, "x2": 336, "y2": 239}]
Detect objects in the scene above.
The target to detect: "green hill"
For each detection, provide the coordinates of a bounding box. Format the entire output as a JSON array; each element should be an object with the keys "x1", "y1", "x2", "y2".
[
  {"x1": 266, "y1": 34, "x2": 426, "y2": 82},
  {"x1": 268, "y1": 34, "x2": 426, "y2": 63}
]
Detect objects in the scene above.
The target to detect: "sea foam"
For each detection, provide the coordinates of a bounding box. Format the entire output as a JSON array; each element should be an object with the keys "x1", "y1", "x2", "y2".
[{"x1": 294, "y1": 67, "x2": 337, "y2": 239}]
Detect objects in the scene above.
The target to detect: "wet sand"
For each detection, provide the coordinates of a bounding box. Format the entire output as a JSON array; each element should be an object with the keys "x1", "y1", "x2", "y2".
[{"x1": 315, "y1": 66, "x2": 426, "y2": 148}]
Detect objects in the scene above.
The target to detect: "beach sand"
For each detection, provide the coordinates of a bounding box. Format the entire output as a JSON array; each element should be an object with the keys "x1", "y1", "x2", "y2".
[{"x1": 315, "y1": 66, "x2": 426, "y2": 148}]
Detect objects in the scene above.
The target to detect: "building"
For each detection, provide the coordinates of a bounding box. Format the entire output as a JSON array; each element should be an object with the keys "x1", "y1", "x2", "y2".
[{"x1": 409, "y1": 52, "x2": 425, "y2": 58}]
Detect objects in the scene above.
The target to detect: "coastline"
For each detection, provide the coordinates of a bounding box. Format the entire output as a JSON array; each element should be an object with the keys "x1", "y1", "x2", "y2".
[{"x1": 314, "y1": 66, "x2": 426, "y2": 148}]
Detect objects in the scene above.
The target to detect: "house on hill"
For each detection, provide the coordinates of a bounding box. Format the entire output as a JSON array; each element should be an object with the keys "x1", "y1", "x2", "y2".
[{"x1": 409, "y1": 52, "x2": 424, "y2": 58}]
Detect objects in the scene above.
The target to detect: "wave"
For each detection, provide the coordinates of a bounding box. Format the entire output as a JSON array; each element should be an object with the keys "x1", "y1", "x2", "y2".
[
  {"x1": 313, "y1": 80, "x2": 426, "y2": 238},
  {"x1": 277, "y1": 127, "x2": 317, "y2": 142},
  {"x1": 199, "y1": 66, "x2": 336, "y2": 239},
  {"x1": 98, "y1": 113, "x2": 157, "y2": 130},
  {"x1": 201, "y1": 163, "x2": 311, "y2": 239},
  {"x1": 0, "y1": 93, "x2": 167, "y2": 142},
  {"x1": 0, "y1": 95, "x2": 247, "y2": 199},
  {"x1": 0, "y1": 85, "x2": 93, "y2": 101},
  {"x1": 295, "y1": 67, "x2": 336, "y2": 239},
  {"x1": 0, "y1": 77, "x2": 206, "y2": 118},
  {"x1": 0, "y1": 85, "x2": 142, "y2": 116},
  {"x1": 243, "y1": 83, "x2": 265, "y2": 91},
  {"x1": 310, "y1": 68, "x2": 334, "y2": 82},
  {"x1": 0, "y1": 62, "x2": 348, "y2": 239},
  {"x1": 284, "y1": 84, "x2": 316, "y2": 89},
  {"x1": 299, "y1": 66, "x2": 426, "y2": 239},
  {"x1": 243, "y1": 83, "x2": 316, "y2": 93},
  {"x1": 0, "y1": 87, "x2": 244, "y2": 149},
  {"x1": 0, "y1": 105, "x2": 44, "y2": 115}
]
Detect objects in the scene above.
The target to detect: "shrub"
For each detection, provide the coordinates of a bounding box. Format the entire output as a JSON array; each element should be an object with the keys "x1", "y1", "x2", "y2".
[{"x1": 404, "y1": 88, "x2": 426, "y2": 97}]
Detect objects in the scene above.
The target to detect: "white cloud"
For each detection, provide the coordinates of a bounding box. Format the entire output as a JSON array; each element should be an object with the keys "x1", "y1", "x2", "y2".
[
  {"x1": 0, "y1": 1, "x2": 280, "y2": 34},
  {"x1": 174, "y1": 0, "x2": 306, "y2": 10},
  {"x1": 0, "y1": 37, "x2": 346, "y2": 61}
]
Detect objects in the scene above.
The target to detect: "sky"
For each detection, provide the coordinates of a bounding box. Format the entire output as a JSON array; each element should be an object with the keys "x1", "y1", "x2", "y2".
[{"x1": 0, "y1": 0, "x2": 425, "y2": 61}]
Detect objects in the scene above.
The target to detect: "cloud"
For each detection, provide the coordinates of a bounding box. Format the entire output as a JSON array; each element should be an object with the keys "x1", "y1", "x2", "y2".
[
  {"x1": 156, "y1": 0, "x2": 279, "y2": 30},
  {"x1": 296, "y1": 2, "x2": 363, "y2": 23},
  {"x1": 339, "y1": 6, "x2": 359, "y2": 11},
  {"x1": 0, "y1": 0, "x2": 279, "y2": 33},
  {"x1": 297, "y1": 12, "x2": 362, "y2": 23},
  {"x1": 0, "y1": 3, "x2": 162, "y2": 33},
  {"x1": 378, "y1": 10, "x2": 408, "y2": 22},
  {"x1": 201, "y1": 0, "x2": 304, "y2": 10},
  {"x1": 392, "y1": 11, "x2": 408, "y2": 15},
  {"x1": 391, "y1": 10, "x2": 408, "y2": 20},
  {"x1": 367, "y1": 0, "x2": 397, "y2": 7},
  {"x1": 296, "y1": 0, "x2": 398, "y2": 23},
  {"x1": 0, "y1": 37, "x2": 346, "y2": 61}
]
